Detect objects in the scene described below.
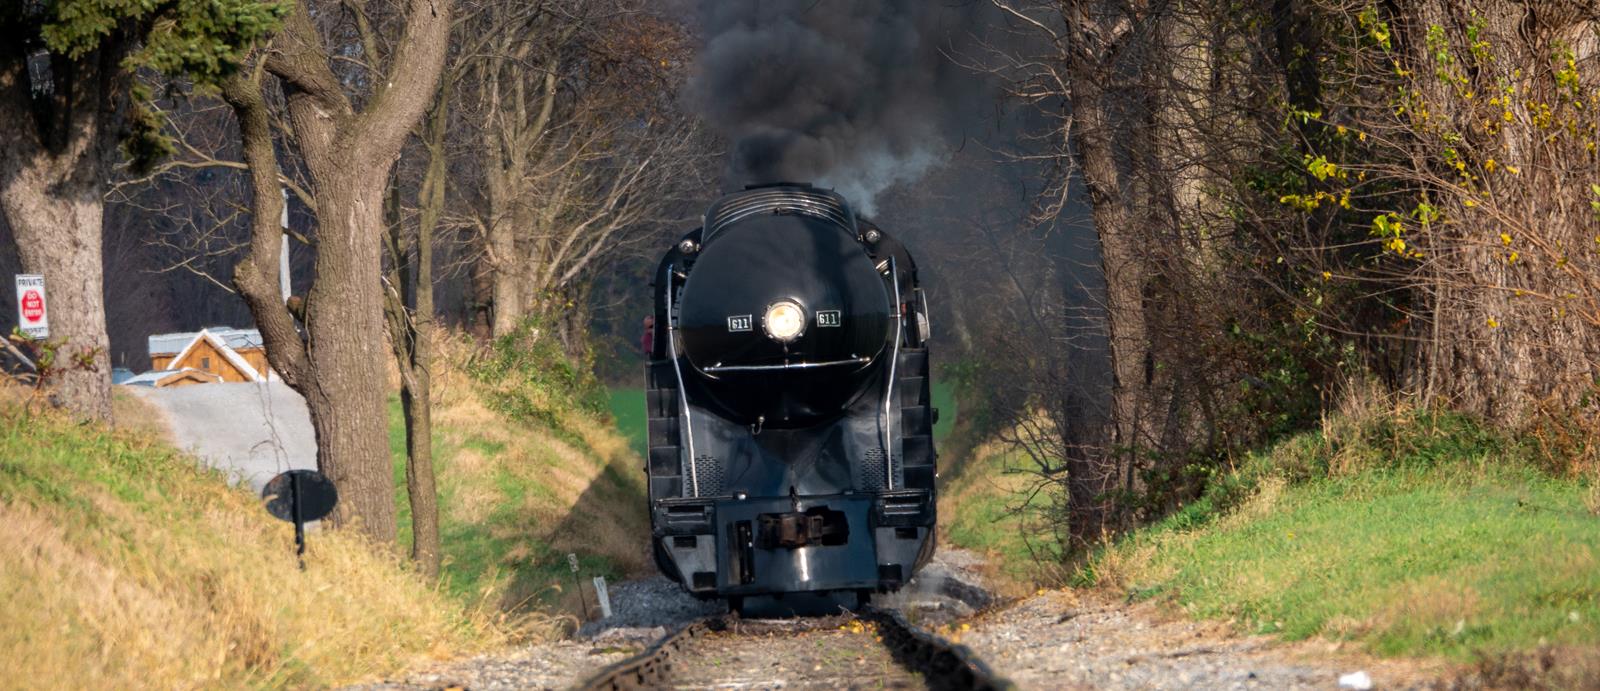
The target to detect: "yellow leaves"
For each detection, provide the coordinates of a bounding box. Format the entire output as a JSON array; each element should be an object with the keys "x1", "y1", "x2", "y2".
[
  {"x1": 1305, "y1": 155, "x2": 1346, "y2": 181},
  {"x1": 1280, "y1": 188, "x2": 1351, "y2": 213},
  {"x1": 1278, "y1": 194, "x2": 1320, "y2": 212}
]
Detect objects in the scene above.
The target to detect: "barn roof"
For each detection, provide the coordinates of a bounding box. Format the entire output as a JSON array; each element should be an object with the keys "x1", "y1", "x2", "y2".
[
  {"x1": 166, "y1": 328, "x2": 264, "y2": 382},
  {"x1": 148, "y1": 327, "x2": 265, "y2": 356},
  {"x1": 121, "y1": 368, "x2": 222, "y2": 387}
]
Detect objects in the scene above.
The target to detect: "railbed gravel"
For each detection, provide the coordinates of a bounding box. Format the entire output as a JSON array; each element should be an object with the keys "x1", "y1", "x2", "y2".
[
  {"x1": 958, "y1": 589, "x2": 1453, "y2": 690},
  {"x1": 351, "y1": 549, "x2": 1462, "y2": 690}
]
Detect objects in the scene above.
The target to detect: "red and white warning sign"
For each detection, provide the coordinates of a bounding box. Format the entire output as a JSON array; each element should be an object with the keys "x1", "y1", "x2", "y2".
[{"x1": 15, "y1": 274, "x2": 48, "y2": 339}]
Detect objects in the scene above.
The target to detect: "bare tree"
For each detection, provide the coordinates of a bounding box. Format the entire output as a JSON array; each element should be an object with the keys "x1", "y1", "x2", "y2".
[
  {"x1": 219, "y1": 0, "x2": 453, "y2": 544},
  {"x1": 382, "y1": 85, "x2": 448, "y2": 577},
  {"x1": 457, "y1": 0, "x2": 711, "y2": 342}
]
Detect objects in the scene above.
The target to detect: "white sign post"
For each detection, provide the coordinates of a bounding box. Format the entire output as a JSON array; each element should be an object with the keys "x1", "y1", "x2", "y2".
[
  {"x1": 592, "y1": 576, "x2": 612, "y2": 619},
  {"x1": 15, "y1": 275, "x2": 47, "y2": 339}
]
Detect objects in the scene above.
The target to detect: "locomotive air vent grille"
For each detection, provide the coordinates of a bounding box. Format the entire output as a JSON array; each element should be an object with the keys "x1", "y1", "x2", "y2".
[
  {"x1": 704, "y1": 188, "x2": 856, "y2": 241},
  {"x1": 692, "y1": 455, "x2": 725, "y2": 497},
  {"x1": 858, "y1": 448, "x2": 886, "y2": 491}
]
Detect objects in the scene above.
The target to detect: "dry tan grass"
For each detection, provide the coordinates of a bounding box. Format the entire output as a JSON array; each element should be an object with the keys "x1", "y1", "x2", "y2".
[
  {"x1": 0, "y1": 404, "x2": 499, "y2": 689},
  {"x1": 111, "y1": 386, "x2": 173, "y2": 442}
]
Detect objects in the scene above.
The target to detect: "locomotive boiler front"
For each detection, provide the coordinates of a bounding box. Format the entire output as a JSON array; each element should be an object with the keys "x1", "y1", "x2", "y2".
[
  {"x1": 646, "y1": 183, "x2": 937, "y2": 613},
  {"x1": 676, "y1": 209, "x2": 890, "y2": 427}
]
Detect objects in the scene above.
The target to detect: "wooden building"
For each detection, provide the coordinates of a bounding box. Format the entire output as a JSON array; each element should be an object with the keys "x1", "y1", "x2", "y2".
[{"x1": 128, "y1": 328, "x2": 276, "y2": 388}]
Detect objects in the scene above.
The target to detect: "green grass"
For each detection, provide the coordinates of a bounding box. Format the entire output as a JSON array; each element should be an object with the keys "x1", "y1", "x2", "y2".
[
  {"x1": 388, "y1": 394, "x2": 643, "y2": 610},
  {"x1": 605, "y1": 379, "x2": 958, "y2": 459},
  {"x1": 938, "y1": 442, "x2": 1061, "y2": 584},
  {"x1": 607, "y1": 387, "x2": 646, "y2": 457},
  {"x1": 1093, "y1": 410, "x2": 1600, "y2": 659}
]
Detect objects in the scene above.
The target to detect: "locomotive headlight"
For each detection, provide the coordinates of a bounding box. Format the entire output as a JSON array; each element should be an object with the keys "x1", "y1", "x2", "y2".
[{"x1": 763, "y1": 300, "x2": 807, "y2": 343}]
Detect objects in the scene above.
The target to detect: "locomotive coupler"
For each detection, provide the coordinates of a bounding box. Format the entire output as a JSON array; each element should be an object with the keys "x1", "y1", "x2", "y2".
[{"x1": 757, "y1": 508, "x2": 848, "y2": 548}]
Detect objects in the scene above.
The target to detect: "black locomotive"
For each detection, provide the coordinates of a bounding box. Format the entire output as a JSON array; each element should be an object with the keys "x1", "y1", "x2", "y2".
[{"x1": 645, "y1": 183, "x2": 938, "y2": 613}]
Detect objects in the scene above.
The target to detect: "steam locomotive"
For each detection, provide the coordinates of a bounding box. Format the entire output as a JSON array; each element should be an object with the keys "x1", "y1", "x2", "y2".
[{"x1": 645, "y1": 183, "x2": 938, "y2": 614}]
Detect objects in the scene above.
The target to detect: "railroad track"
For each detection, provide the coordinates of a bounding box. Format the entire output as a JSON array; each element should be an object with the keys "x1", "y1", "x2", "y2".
[{"x1": 576, "y1": 608, "x2": 1013, "y2": 691}]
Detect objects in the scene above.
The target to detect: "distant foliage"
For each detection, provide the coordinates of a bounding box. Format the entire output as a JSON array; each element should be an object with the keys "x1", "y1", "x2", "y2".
[{"x1": 464, "y1": 318, "x2": 608, "y2": 434}]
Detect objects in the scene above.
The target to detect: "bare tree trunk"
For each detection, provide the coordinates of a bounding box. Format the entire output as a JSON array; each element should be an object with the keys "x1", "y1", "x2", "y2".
[
  {"x1": 222, "y1": 0, "x2": 452, "y2": 545},
  {"x1": 302, "y1": 178, "x2": 398, "y2": 540},
  {"x1": 488, "y1": 220, "x2": 520, "y2": 338},
  {"x1": 1077, "y1": 80, "x2": 1151, "y2": 483},
  {"x1": 469, "y1": 257, "x2": 493, "y2": 341},
  {"x1": 382, "y1": 87, "x2": 447, "y2": 578},
  {"x1": 0, "y1": 53, "x2": 114, "y2": 423}
]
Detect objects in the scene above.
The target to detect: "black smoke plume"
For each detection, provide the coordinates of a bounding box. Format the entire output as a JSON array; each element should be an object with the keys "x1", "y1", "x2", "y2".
[{"x1": 687, "y1": 0, "x2": 991, "y2": 214}]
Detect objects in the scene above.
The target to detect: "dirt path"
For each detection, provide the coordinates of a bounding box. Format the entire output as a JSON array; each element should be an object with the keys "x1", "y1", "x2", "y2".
[{"x1": 122, "y1": 382, "x2": 316, "y2": 492}]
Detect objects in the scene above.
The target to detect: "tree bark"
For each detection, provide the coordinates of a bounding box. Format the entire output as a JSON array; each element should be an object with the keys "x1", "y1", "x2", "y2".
[{"x1": 0, "y1": 51, "x2": 115, "y2": 423}]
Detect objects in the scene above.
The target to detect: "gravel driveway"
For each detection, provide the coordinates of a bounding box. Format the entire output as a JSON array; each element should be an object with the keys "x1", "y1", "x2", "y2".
[{"x1": 122, "y1": 381, "x2": 317, "y2": 492}]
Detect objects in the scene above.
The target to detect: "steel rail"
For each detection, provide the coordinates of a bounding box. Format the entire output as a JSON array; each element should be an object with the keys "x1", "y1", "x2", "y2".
[
  {"x1": 865, "y1": 607, "x2": 1016, "y2": 691},
  {"x1": 573, "y1": 614, "x2": 730, "y2": 691},
  {"x1": 572, "y1": 607, "x2": 1012, "y2": 691}
]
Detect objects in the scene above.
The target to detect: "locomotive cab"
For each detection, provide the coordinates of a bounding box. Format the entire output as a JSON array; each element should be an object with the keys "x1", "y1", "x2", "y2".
[{"x1": 644, "y1": 184, "x2": 938, "y2": 613}]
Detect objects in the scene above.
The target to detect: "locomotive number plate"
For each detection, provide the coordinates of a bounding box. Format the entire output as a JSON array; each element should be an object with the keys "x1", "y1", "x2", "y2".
[
  {"x1": 816, "y1": 310, "x2": 842, "y2": 327},
  {"x1": 727, "y1": 315, "x2": 753, "y2": 332}
]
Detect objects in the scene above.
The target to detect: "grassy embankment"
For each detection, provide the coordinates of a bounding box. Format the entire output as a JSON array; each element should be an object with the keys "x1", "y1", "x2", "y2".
[
  {"x1": 391, "y1": 330, "x2": 651, "y2": 616},
  {"x1": 0, "y1": 389, "x2": 496, "y2": 688},
  {"x1": 937, "y1": 438, "x2": 1063, "y2": 587},
  {"x1": 1088, "y1": 397, "x2": 1600, "y2": 663}
]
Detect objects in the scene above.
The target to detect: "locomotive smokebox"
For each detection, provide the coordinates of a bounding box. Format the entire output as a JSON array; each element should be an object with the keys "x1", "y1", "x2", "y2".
[{"x1": 676, "y1": 186, "x2": 890, "y2": 427}]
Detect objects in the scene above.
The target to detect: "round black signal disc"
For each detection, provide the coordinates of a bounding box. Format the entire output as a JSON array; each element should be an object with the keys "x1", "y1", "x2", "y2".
[{"x1": 262, "y1": 469, "x2": 339, "y2": 523}]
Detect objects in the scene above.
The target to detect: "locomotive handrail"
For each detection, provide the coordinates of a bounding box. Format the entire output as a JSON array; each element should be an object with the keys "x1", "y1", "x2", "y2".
[
  {"x1": 883, "y1": 256, "x2": 902, "y2": 491},
  {"x1": 665, "y1": 264, "x2": 699, "y2": 497},
  {"x1": 700, "y1": 356, "x2": 872, "y2": 374}
]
